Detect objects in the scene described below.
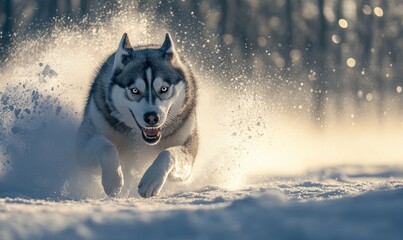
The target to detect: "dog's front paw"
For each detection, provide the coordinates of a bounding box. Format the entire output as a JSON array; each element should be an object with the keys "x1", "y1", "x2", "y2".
[
  {"x1": 138, "y1": 151, "x2": 174, "y2": 198},
  {"x1": 102, "y1": 166, "x2": 124, "y2": 197}
]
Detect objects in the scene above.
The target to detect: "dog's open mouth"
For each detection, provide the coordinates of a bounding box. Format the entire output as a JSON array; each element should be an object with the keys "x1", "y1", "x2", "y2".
[
  {"x1": 141, "y1": 127, "x2": 162, "y2": 144},
  {"x1": 130, "y1": 109, "x2": 162, "y2": 145}
]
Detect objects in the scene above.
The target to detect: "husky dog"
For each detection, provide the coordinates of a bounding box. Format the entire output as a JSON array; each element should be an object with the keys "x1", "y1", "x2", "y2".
[{"x1": 77, "y1": 33, "x2": 198, "y2": 198}]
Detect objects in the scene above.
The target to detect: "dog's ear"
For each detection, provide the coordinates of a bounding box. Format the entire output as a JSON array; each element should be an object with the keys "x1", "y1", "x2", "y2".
[
  {"x1": 160, "y1": 33, "x2": 180, "y2": 64},
  {"x1": 113, "y1": 33, "x2": 132, "y2": 72}
]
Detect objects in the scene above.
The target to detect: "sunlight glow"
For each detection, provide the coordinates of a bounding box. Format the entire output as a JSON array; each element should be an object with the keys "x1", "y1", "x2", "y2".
[
  {"x1": 257, "y1": 36, "x2": 267, "y2": 47},
  {"x1": 362, "y1": 5, "x2": 372, "y2": 15},
  {"x1": 374, "y1": 7, "x2": 384, "y2": 17},
  {"x1": 338, "y1": 19, "x2": 348, "y2": 29},
  {"x1": 346, "y1": 58, "x2": 356, "y2": 68},
  {"x1": 332, "y1": 35, "x2": 341, "y2": 44},
  {"x1": 194, "y1": 79, "x2": 403, "y2": 190}
]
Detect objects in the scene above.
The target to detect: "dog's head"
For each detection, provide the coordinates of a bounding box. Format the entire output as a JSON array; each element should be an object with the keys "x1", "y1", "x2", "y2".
[{"x1": 108, "y1": 33, "x2": 188, "y2": 145}]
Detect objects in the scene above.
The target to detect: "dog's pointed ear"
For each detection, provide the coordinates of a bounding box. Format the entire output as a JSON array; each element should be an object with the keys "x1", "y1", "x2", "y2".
[
  {"x1": 160, "y1": 33, "x2": 179, "y2": 64},
  {"x1": 113, "y1": 33, "x2": 132, "y2": 72}
]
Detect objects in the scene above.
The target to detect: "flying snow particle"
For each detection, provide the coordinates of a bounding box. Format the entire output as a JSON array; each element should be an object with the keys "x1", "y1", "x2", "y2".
[
  {"x1": 331, "y1": 35, "x2": 341, "y2": 44},
  {"x1": 374, "y1": 7, "x2": 384, "y2": 17},
  {"x1": 338, "y1": 19, "x2": 348, "y2": 29},
  {"x1": 357, "y1": 90, "x2": 364, "y2": 98},
  {"x1": 365, "y1": 93, "x2": 374, "y2": 102},
  {"x1": 346, "y1": 58, "x2": 356, "y2": 68},
  {"x1": 257, "y1": 36, "x2": 267, "y2": 47},
  {"x1": 290, "y1": 49, "x2": 301, "y2": 62},
  {"x1": 362, "y1": 5, "x2": 372, "y2": 15},
  {"x1": 223, "y1": 34, "x2": 233, "y2": 45},
  {"x1": 396, "y1": 86, "x2": 402, "y2": 93},
  {"x1": 41, "y1": 64, "x2": 58, "y2": 78}
]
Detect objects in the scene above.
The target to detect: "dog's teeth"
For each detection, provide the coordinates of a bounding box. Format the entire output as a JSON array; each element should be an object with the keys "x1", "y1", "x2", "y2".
[{"x1": 143, "y1": 131, "x2": 161, "y2": 139}]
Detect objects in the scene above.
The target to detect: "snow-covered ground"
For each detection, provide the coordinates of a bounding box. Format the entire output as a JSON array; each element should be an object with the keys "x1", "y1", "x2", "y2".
[
  {"x1": 1, "y1": 11, "x2": 403, "y2": 240},
  {"x1": 1, "y1": 166, "x2": 403, "y2": 240}
]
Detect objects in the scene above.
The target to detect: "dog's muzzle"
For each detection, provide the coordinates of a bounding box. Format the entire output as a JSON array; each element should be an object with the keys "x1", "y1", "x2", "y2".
[{"x1": 130, "y1": 109, "x2": 162, "y2": 145}]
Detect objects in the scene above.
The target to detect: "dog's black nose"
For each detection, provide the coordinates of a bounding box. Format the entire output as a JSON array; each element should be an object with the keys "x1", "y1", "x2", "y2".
[{"x1": 144, "y1": 112, "x2": 159, "y2": 126}]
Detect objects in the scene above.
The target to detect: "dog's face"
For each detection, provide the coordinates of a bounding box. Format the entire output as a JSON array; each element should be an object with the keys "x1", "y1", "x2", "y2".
[{"x1": 108, "y1": 33, "x2": 187, "y2": 145}]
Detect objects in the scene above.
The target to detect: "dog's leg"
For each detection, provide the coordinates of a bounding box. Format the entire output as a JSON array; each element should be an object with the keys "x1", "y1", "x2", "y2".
[
  {"x1": 138, "y1": 133, "x2": 198, "y2": 198},
  {"x1": 78, "y1": 135, "x2": 124, "y2": 197}
]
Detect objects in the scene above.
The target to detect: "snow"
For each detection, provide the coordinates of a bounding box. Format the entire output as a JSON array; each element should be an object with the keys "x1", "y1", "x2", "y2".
[
  {"x1": 1, "y1": 12, "x2": 403, "y2": 240},
  {"x1": 1, "y1": 168, "x2": 403, "y2": 240}
]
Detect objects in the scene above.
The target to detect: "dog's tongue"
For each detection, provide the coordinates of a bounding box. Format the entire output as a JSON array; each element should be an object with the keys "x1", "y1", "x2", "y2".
[{"x1": 143, "y1": 128, "x2": 160, "y2": 136}]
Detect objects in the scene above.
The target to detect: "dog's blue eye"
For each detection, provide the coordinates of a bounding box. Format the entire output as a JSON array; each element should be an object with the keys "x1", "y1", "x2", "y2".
[
  {"x1": 131, "y1": 87, "x2": 140, "y2": 94},
  {"x1": 160, "y1": 86, "x2": 169, "y2": 93}
]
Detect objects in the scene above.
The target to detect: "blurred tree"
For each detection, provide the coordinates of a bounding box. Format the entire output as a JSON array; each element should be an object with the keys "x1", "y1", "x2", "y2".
[
  {"x1": 0, "y1": 0, "x2": 12, "y2": 63},
  {"x1": 374, "y1": 0, "x2": 387, "y2": 120},
  {"x1": 284, "y1": 0, "x2": 293, "y2": 73},
  {"x1": 312, "y1": 0, "x2": 328, "y2": 126},
  {"x1": 332, "y1": 0, "x2": 347, "y2": 119}
]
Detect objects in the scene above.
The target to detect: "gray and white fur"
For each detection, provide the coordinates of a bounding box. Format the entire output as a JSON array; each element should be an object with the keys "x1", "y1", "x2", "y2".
[{"x1": 76, "y1": 33, "x2": 198, "y2": 198}]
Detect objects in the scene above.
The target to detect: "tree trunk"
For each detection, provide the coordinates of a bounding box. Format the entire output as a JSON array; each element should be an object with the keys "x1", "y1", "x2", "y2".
[
  {"x1": 375, "y1": 1, "x2": 387, "y2": 121},
  {"x1": 313, "y1": 0, "x2": 328, "y2": 127},
  {"x1": 284, "y1": 0, "x2": 293, "y2": 74},
  {"x1": 0, "y1": 0, "x2": 12, "y2": 64},
  {"x1": 333, "y1": 0, "x2": 346, "y2": 119}
]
